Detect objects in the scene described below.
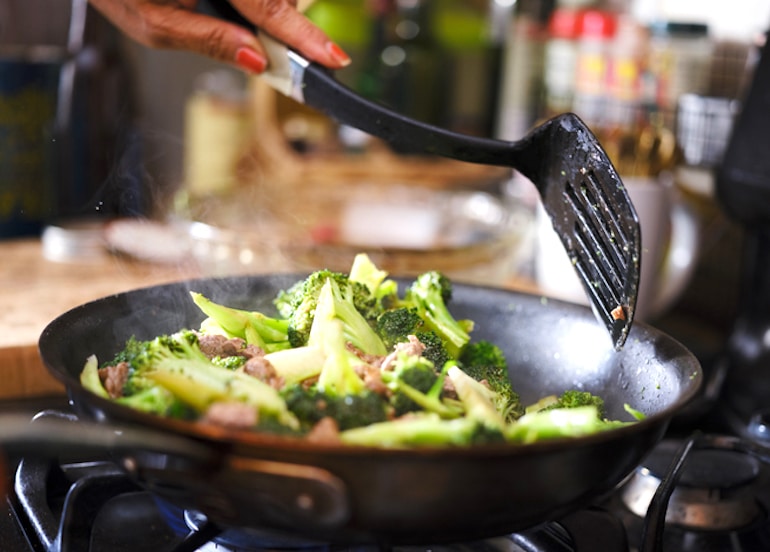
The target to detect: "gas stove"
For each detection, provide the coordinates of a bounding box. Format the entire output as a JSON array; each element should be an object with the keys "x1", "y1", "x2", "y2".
[{"x1": 3, "y1": 403, "x2": 770, "y2": 552}]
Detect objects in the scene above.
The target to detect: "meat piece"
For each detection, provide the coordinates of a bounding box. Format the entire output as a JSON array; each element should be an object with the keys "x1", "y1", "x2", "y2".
[
  {"x1": 98, "y1": 361, "x2": 129, "y2": 398},
  {"x1": 306, "y1": 417, "x2": 341, "y2": 444},
  {"x1": 346, "y1": 342, "x2": 384, "y2": 367},
  {"x1": 355, "y1": 363, "x2": 389, "y2": 396},
  {"x1": 381, "y1": 335, "x2": 426, "y2": 371},
  {"x1": 197, "y1": 333, "x2": 246, "y2": 359},
  {"x1": 243, "y1": 356, "x2": 284, "y2": 389},
  {"x1": 240, "y1": 344, "x2": 265, "y2": 359},
  {"x1": 442, "y1": 377, "x2": 457, "y2": 400},
  {"x1": 201, "y1": 402, "x2": 257, "y2": 429}
]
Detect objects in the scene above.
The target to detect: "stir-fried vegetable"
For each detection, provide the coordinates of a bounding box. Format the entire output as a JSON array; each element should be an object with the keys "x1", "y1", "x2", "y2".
[{"x1": 80, "y1": 253, "x2": 642, "y2": 448}]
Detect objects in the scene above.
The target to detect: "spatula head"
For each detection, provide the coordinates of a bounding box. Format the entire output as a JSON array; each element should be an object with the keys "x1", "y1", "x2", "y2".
[{"x1": 534, "y1": 114, "x2": 641, "y2": 349}]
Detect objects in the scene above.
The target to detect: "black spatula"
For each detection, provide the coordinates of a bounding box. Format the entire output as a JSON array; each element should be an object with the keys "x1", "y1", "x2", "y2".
[{"x1": 200, "y1": 1, "x2": 642, "y2": 348}]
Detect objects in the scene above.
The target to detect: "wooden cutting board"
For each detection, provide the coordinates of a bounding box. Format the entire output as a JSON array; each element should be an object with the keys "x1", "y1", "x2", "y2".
[{"x1": 0, "y1": 238, "x2": 204, "y2": 399}]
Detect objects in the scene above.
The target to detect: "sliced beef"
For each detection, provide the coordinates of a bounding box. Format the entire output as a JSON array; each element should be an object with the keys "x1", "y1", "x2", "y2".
[
  {"x1": 98, "y1": 361, "x2": 129, "y2": 398},
  {"x1": 201, "y1": 402, "x2": 258, "y2": 429},
  {"x1": 197, "y1": 333, "x2": 247, "y2": 359}
]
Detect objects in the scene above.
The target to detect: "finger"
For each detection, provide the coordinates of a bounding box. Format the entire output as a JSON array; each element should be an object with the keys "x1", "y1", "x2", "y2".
[
  {"x1": 230, "y1": 0, "x2": 351, "y2": 68},
  {"x1": 89, "y1": 0, "x2": 268, "y2": 71}
]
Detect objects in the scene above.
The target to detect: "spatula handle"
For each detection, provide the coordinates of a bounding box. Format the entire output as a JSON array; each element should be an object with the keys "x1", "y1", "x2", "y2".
[{"x1": 295, "y1": 53, "x2": 510, "y2": 165}]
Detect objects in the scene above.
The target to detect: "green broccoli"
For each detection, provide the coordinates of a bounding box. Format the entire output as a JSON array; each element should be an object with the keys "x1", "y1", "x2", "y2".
[
  {"x1": 459, "y1": 340, "x2": 523, "y2": 422},
  {"x1": 273, "y1": 278, "x2": 305, "y2": 319},
  {"x1": 381, "y1": 351, "x2": 440, "y2": 416},
  {"x1": 102, "y1": 334, "x2": 180, "y2": 396},
  {"x1": 375, "y1": 308, "x2": 451, "y2": 369},
  {"x1": 375, "y1": 307, "x2": 424, "y2": 350},
  {"x1": 190, "y1": 292, "x2": 291, "y2": 353},
  {"x1": 80, "y1": 354, "x2": 109, "y2": 399},
  {"x1": 339, "y1": 413, "x2": 485, "y2": 448},
  {"x1": 308, "y1": 277, "x2": 387, "y2": 358},
  {"x1": 279, "y1": 269, "x2": 381, "y2": 347},
  {"x1": 527, "y1": 390, "x2": 606, "y2": 419},
  {"x1": 129, "y1": 331, "x2": 299, "y2": 430},
  {"x1": 263, "y1": 344, "x2": 326, "y2": 386},
  {"x1": 446, "y1": 363, "x2": 506, "y2": 438},
  {"x1": 116, "y1": 385, "x2": 193, "y2": 418},
  {"x1": 414, "y1": 330, "x2": 451, "y2": 374},
  {"x1": 348, "y1": 252, "x2": 399, "y2": 306},
  {"x1": 280, "y1": 281, "x2": 390, "y2": 430},
  {"x1": 505, "y1": 406, "x2": 628, "y2": 444},
  {"x1": 282, "y1": 383, "x2": 390, "y2": 432},
  {"x1": 550, "y1": 390, "x2": 606, "y2": 417},
  {"x1": 399, "y1": 271, "x2": 473, "y2": 358}
]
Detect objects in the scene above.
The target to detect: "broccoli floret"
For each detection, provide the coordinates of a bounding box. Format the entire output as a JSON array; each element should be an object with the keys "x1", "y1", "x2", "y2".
[
  {"x1": 190, "y1": 292, "x2": 291, "y2": 353},
  {"x1": 211, "y1": 355, "x2": 248, "y2": 370},
  {"x1": 382, "y1": 352, "x2": 439, "y2": 416},
  {"x1": 273, "y1": 278, "x2": 305, "y2": 319},
  {"x1": 446, "y1": 363, "x2": 506, "y2": 439},
  {"x1": 102, "y1": 334, "x2": 182, "y2": 396},
  {"x1": 375, "y1": 307, "x2": 425, "y2": 350},
  {"x1": 381, "y1": 354, "x2": 461, "y2": 419},
  {"x1": 399, "y1": 271, "x2": 473, "y2": 358},
  {"x1": 281, "y1": 384, "x2": 389, "y2": 431},
  {"x1": 414, "y1": 330, "x2": 451, "y2": 371},
  {"x1": 116, "y1": 385, "x2": 192, "y2": 418},
  {"x1": 281, "y1": 384, "x2": 331, "y2": 430},
  {"x1": 375, "y1": 308, "x2": 451, "y2": 369},
  {"x1": 554, "y1": 390, "x2": 605, "y2": 414},
  {"x1": 309, "y1": 277, "x2": 387, "y2": 359},
  {"x1": 278, "y1": 280, "x2": 391, "y2": 430},
  {"x1": 534, "y1": 390, "x2": 606, "y2": 418},
  {"x1": 459, "y1": 340, "x2": 522, "y2": 422},
  {"x1": 279, "y1": 269, "x2": 381, "y2": 347}
]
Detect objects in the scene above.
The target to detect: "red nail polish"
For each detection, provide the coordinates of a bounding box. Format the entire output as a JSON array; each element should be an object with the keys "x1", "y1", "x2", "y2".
[
  {"x1": 235, "y1": 47, "x2": 267, "y2": 74},
  {"x1": 326, "y1": 41, "x2": 351, "y2": 66}
]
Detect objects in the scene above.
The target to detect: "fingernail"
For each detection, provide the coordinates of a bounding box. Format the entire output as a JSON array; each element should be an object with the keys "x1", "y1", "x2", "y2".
[
  {"x1": 326, "y1": 41, "x2": 351, "y2": 67},
  {"x1": 235, "y1": 47, "x2": 267, "y2": 74}
]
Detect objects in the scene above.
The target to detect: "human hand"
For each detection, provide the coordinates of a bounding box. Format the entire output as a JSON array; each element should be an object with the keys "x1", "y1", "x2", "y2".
[{"x1": 88, "y1": 0, "x2": 351, "y2": 74}]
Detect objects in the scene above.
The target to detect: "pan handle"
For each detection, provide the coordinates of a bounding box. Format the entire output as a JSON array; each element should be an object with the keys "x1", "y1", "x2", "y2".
[
  {"x1": 0, "y1": 412, "x2": 217, "y2": 463},
  {"x1": 2, "y1": 411, "x2": 351, "y2": 533}
]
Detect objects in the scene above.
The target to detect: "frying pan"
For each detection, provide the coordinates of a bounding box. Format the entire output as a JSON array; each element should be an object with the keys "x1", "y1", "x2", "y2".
[{"x1": 11, "y1": 275, "x2": 700, "y2": 545}]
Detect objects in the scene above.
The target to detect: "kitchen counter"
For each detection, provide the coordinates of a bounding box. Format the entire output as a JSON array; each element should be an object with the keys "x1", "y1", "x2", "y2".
[{"x1": 0, "y1": 237, "x2": 205, "y2": 399}]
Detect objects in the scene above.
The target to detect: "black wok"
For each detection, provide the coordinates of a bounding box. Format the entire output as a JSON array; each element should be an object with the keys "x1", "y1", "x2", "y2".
[{"x1": 19, "y1": 275, "x2": 700, "y2": 544}]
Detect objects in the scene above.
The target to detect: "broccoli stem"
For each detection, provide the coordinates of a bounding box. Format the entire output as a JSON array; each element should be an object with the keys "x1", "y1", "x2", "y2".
[
  {"x1": 191, "y1": 292, "x2": 290, "y2": 351},
  {"x1": 447, "y1": 364, "x2": 506, "y2": 430},
  {"x1": 505, "y1": 406, "x2": 629, "y2": 443},
  {"x1": 80, "y1": 354, "x2": 109, "y2": 399},
  {"x1": 404, "y1": 272, "x2": 472, "y2": 358},
  {"x1": 264, "y1": 345, "x2": 325, "y2": 386},
  {"x1": 116, "y1": 385, "x2": 178, "y2": 415},
  {"x1": 340, "y1": 414, "x2": 480, "y2": 447}
]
